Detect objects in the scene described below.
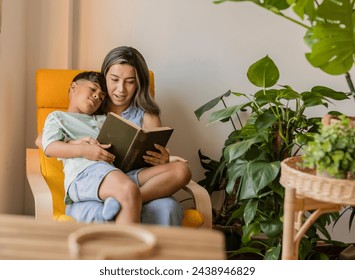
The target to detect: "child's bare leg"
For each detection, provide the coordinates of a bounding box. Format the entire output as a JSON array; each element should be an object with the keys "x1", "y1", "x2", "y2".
[
  {"x1": 99, "y1": 170, "x2": 142, "y2": 224},
  {"x1": 138, "y1": 161, "x2": 191, "y2": 203}
]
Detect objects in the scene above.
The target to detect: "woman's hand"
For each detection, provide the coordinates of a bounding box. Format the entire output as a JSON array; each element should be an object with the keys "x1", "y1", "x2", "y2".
[{"x1": 143, "y1": 144, "x2": 170, "y2": 166}]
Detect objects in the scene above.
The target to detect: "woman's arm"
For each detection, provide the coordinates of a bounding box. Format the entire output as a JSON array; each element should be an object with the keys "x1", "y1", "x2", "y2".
[
  {"x1": 142, "y1": 112, "x2": 161, "y2": 128},
  {"x1": 142, "y1": 113, "x2": 170, "y2": 165}
]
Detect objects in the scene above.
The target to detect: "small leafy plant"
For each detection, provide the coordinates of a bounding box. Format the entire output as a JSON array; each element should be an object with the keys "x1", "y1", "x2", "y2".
[{"x1": 302, "y1": 115, "x2": 355, "y2": 179}]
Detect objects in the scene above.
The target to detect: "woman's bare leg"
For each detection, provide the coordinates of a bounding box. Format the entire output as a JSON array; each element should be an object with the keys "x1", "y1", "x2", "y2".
[{"x1": 137, "y1": 161, "x2": 191, "y2": 203}]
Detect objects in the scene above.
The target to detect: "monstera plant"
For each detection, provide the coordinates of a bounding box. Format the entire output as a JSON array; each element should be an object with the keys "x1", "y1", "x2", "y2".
[
  {"x1": 195, "y1": 55, "x2": 349, "y2": 259},
  {"x1": 214, "y1": 0, "x2": 355, "y2": 102}
]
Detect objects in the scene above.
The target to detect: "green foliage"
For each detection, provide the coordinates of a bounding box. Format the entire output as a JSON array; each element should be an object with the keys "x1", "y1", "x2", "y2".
[
  {"x1": 195, "y1": 55, "x2": 348, "y2": 259},
  {"x1": 302, "y1": 115, "x2": 355, "y2": 178},
  {"x1": 214, "y1": 0, "x2": 355, "y2": 100}
]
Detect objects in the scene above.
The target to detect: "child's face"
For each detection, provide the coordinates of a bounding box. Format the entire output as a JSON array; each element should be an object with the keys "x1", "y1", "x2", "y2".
[
  {"x1": 69, "y1": 80, "x2": 106, "y2": 114},
  {"x1": 105, "y1": 63, "x2": 137, "y2": 111}
]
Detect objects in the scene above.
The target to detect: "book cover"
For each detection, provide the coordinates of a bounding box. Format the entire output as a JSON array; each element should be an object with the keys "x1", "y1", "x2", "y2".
[{"x1": 97, "y1": 112, "x2": 174, "y2": 172}]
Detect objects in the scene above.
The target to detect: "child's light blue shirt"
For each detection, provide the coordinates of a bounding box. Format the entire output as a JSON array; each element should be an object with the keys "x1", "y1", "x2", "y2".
[{"x1": 42, "y1": 111, "x2": 107, "y2": 197}]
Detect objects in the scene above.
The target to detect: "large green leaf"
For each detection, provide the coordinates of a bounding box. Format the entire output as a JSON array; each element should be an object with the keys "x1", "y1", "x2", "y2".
[
  {"x1": 254, "y1": 110, "x2": 277, "y2": 131},
  {"x1": 290, "y1": 0, "x2": 316, "y2": 21},
  {"x1": 232, "y1": 160, "x2": 280, "y2": 200},
  {"x1": 254, "y1": 89, "x2": 279, "y2": 105},
  {"x1": 247, "y1": 56, "x2": 280, "y2": 88},
  {"x1": 225, "y1": 159, "x2": 247, "y2": 194},
  {"x1": 241, "y1": 222, "x2": 261, "y2": 245},
  {"x1": 194, "y1": 90, "x2": 232, "y2": 120},
  {"x1": 260, "y1": 219, "x2": 283, "y2": 238},
  {"x1": 311, "y1": 86, "x2": 349, "y2": 101},
  {"x1": 224, "y1": 137, "x2": 263, "y2": 162},
  {"x1": 301, "y1": 91, "x2": 328, "y2": 108},
  {"x1": 228, "y1": 246, "x2": 263, "y2": 259},
  {"x1": 264, "y1": 244, "x2": 281, "y2": 260},
  {"x1": 243, "y1": 199, "x2": 258, "y2": 226},
  {"x1": 305, "y1": 0, "x2": 355, "y2": 75},
  {"x1": 208, "y1": 102, "x2": 251, "y2": 124}
]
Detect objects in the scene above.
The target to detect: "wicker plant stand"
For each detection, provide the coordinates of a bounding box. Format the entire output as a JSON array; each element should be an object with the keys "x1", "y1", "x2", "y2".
[{"x1": 280, "y1": 156, "x2": 355, "y2": 260}]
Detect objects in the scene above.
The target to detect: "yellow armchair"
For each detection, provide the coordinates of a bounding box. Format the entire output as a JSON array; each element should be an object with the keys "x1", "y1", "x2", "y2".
[{"x1": 27, "y1": 69, "x2": 212, "y2": 228}]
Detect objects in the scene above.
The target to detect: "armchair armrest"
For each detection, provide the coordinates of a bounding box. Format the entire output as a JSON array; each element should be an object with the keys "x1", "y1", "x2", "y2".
[
  {"x1": 183, "y1": 181, "x2": 212, "y2": 229},
  {"x1": 169, "y1": 155, "x2": 212, "y2": 229},
  {"x1": 26, "y1": 148, "x2": 53, "y2": 220}
]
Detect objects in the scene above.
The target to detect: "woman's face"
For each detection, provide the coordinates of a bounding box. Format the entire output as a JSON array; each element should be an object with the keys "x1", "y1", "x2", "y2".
[{"x1": 105, "y1": 63, "x2": 137, "y2": 112}]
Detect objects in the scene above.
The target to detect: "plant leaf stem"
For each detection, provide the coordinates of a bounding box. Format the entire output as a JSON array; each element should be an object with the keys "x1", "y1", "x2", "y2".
[
  {"x1": 272, "y1": 10, "x2": 310, "y2": 30},
  {"x1": 221, "y1": 98, "x2": 238, "y2": 131},
  {"x1": 345, "y1": 72, "x2": 355, "y2": 101}
]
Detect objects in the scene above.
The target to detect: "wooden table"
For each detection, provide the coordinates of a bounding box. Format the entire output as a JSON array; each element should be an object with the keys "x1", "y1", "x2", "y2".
[
  {"x1": 0, "y1": 214, "x2": 225, "y2": 260},
  {"x1": 280, "y1": 156, "x2": 355, "y2": 260}
]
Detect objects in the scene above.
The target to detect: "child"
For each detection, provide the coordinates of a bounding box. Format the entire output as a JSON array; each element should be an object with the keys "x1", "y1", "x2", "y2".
[{"x1": 42, "y1": 71, "x2": 141, "y2": 224}]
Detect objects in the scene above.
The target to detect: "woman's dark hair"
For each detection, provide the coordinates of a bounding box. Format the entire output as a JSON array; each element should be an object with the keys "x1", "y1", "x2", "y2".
[{"x1": 101, "y1": 46, "x2": 160, "y2": 115}]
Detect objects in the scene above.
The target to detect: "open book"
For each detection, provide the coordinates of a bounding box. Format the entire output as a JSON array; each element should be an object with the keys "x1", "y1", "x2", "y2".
[{"x1": 97, "y1": 112, "x2": 174, "y2": 172}]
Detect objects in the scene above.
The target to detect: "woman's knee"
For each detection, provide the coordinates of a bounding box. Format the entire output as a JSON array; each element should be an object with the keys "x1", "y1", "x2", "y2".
[{"x1": 171, "y1": 161, "x2": 192, "y2": 184}]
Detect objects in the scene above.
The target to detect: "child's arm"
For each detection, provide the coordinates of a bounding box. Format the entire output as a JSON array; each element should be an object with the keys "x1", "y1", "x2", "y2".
[
  {"x1": 35, "y1": 132, "x2": 44, "y2": 149},
  {"x1": 45, "y1": 140, "x2": 115, "y2": 163}
]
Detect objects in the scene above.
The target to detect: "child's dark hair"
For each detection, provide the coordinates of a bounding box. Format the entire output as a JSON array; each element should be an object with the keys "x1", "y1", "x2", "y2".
[
  {"x1": 72, "y1": 71, "x2": 107, "y2": 94},
  {"x1": 72, "y1": 71, "x2": 107, "y2": 115}
]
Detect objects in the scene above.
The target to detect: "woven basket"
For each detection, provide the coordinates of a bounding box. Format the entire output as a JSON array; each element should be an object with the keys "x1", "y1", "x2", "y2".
[
  {"x1": 280, "y1": 156, "x2": 355, "y2": 205},
  {"x1": 322, "y1": 114, "x2": 355, "y2": 128}
]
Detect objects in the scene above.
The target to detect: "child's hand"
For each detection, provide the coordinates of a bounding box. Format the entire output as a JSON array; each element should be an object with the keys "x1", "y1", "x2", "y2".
[
  {"x1": 69, "y1": 137, "x2": 100, "y2": 145},
  {"x1": 143, "y1": 144, "x2": 170, "y2": 166},
  {"x1": 80, "y1": 144, "x2": 115, "y2": 163},
  {"x1": 74, "y1": 137, "x2": 115, "y2": 163}
]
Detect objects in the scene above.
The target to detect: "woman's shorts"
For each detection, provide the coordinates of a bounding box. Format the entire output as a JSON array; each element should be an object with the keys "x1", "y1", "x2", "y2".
[{"x1": 67, "y1": 162, "x2": 144, "y2": 204}]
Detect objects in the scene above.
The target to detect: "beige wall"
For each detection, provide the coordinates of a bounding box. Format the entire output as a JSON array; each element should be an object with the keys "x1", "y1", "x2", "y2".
[
  {"x1": 0, "y1": 0, "x2": 27, "y2": 214},
  {"x1": 25, "y1": 0, "x2": 73, "y2": 214},
  {"x1": 0, "y1": 0, "x2": 353, "y2": 241}
]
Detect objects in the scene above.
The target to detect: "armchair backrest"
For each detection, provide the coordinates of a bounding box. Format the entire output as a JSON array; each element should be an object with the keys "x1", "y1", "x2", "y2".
[{"x1": 35, "y1": 69, "x2": 155, "y2": 220}]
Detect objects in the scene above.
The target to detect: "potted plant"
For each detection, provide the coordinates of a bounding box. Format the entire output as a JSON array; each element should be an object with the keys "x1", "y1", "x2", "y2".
[
  {"x1": 302, "y1": 114, "x2": 355, "y2": 179},
  {"x1": 302, "y1": 114, "x2": 355, "y2": 240},
  {"x1": 195, "y1": 55, "x2": 350, "y2": 259}
]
